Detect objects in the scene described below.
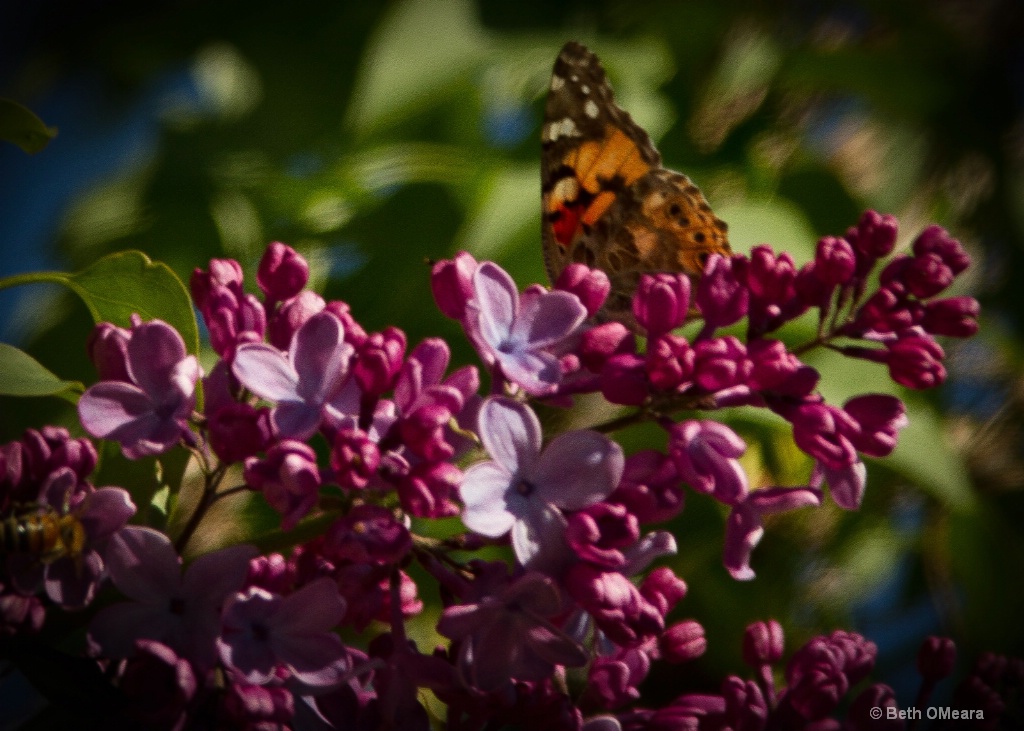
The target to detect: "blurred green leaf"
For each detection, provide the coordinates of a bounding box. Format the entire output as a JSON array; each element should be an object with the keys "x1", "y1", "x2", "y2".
[
  {"x1": 0, "y1": 97, "x2": 57, "y2": 154},
  {"x1": 0, "y1": 343, "x2": 82, "y2": 398},
  {"x1": 716, "y1": 196, "x2": 817, "y2": 262},
  {"x1": 67, "y1": 251, "x2": 200, "y2": 356}
]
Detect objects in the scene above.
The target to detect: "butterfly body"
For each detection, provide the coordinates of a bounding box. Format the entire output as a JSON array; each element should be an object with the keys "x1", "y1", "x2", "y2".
[{"x1": 542, "y1": 42, "x2": 729, "y2": 321}]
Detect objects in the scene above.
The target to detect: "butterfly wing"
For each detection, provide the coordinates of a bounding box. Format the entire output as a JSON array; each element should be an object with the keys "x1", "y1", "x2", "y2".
[
  {"x1": 542, "y1": 41, "x2": 660, "y2": 283},
  {"x1": 541, "y1": 41, "x2": 730, "y2": 320}
]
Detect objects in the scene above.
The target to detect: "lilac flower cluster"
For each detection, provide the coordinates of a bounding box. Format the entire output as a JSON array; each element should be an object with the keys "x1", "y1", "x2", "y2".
[{"x1": 0, "y1": 213, "x2": 995, "y2": 729}]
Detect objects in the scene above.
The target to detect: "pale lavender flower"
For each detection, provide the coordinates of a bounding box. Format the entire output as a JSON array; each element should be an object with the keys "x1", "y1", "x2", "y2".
[
  {"x1": 466, "y1": 261, "x2": 586, "y2": 395},
  {"x1": 89, "y1": 526, "x2": 256, "y2": 671},
  {"x1": 460, "y1": 397, "x2": 623, "y2": 570},
  {"x1": 436, "y1": 572, "x2": 587, "y2": 692},
  {"x1": 218, "y1": 578, "x2": 348, "y2": 690},
  {"x1": 78, "y1": 318, "x2": 200, "y2": 459},
  {"x1": 232, "y1": 311, "x2": 358, "y2": 440}
]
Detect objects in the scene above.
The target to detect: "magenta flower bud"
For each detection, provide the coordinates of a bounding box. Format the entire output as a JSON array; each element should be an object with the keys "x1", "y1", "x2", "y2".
[
  {"x1": 257, "y1": 241, "x2": 309, "y2": 302},
  {"x1": 640, "y1": 566, "x2": 688, "y2": 616},
  {"x1": 601, "y1": 353, "x2": 648, "y2": 406},
  {"x1": 565, "y1": 563, "x2": 663, "y2": 647},
  {"x1": 224, "y1": 682, "x2": 294, "y2": 728},
  {"x1": 886, "y1": 331, "x2": 946, "y2": 389},
  {"x1": 912, "y1": 224, "x2": 970, "y2": 276},
  {"x1": 788, "y1": 401, "x2": 859, "y2": 469},
  {"x1": 565, "y1": 502, "x2": 639, "y2": 569},
  {"x1": 580, "y1": 322, "x2": 635, "y2": 372},
  {"x1": 612, "y1": 450, "x2": 683, "y2": 524},
  {"x1": 747, "y1": 245, "x2": 796, "y2": 303},
  {"x1": 323, "y1": 299, "x2": 367, "y2": 347},
  {"x1": 646, "y1": 334, "x2": 694, "y2": 391},
  {"x1": 848, "y1": 684, "x2": 902, "y2": 731},
  {"x1": 208, "y1": 402, "x2": 271, "y2": 464},
  {"x1": 814, "y1": 236, "x2": 856, "y2": 286},
  {"x1": 398, "y1": 460, "x2": 462, "y2": 518},
  {"x1": 785, "y1": 638, "x2": 850, "y2": 719},
  {"x1": 118, "y1": 640, "x2": 197, "y2": 731},
  {"x1": 633, "y1": 272, "x2": 691, "y2": 336},
  {"x1": 190, "y1": 258, "x2": 243, "y2": 310},
  {"x1": 905, "y1": 252, "x2": 956, "y2": 298},
  {"x1": 243, "y1": 440, "x2": 321, "y2": 530},
  {"x1": 23, "y1": 426, "x2": 98, "y2": 484},
  {"x1": 748, "y1": 338, "x2": 819, "y2": 396},
  {"x1": 326, "y1": 504, "x2": 412, "y2": 565},
  {"x1": 921, "y1": 295, "x2": 980, "y2": 337},
  {"x1": 851, "y1": 285, "x2": 919, "y2": 334},
  {"x1": 267, "y1": 290, "x2": 326, "y2": 349},
  {"x1": 843, "y1": 394, "x2": 907, "y2": 458},
  {"x1": 354, "y1": 327, "x2": 407, "y2": 397},
  {"x1": 743, "y1": 620, "x2": 784, "y2": 667},
  {"x1": 660, "y1": 620, "x2": 707, "y2": 663},
  {"x1": 246, "y1": 553, "x2": 294, "y2": 594},
  {"x1": 556, "y1": 262, "x2": 611, "y2": 317},
  {"x1": 695, "y1": 254, "x2": 749, "y2": 331},
  {"x1": 330, "y1": 428, "x2": 380, "y2": 490},
  {"x1": 586, "y1": 648, "x2": 648, "y2": 709},
  {"x1": 917, "y1": 636, "x2": 956, "y2": 683},
  {"x1": 87, "y1": 322, "x2": 131, "y2": 381},
  {"x1": 669, "y1": 420, "x2": 748, "y2": 505},
  {"x1": 399, "y1": 402, "x2": 454, "y2": 462},
  {"x1": 431, "y1": 251, "x2": 477, "y2": 320},
  {"x1": 795, "y1": 262, "x2": 831, "y2": 309},
  {"x1": 693, "y1": 336, "x2": 751, "y2": 393},
  {"x1": 847, "y1": 209, "x2": 898, "y2": 266},
  {"x1": 721, "y1": 676, "x2": 768, "y2": 731}
]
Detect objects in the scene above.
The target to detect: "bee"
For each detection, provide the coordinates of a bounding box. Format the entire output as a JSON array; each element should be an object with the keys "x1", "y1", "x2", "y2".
[{"x1": 0, "y1": 507, "x2": 86, "y2": 563}]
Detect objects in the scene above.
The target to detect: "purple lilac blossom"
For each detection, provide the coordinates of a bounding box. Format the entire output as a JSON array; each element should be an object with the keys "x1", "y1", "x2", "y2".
[
  {"x1": 89, "y1": 526, "x2": 257, "y2": 671},
  {"x1": 78, "y1": 318, "x2": 200, "y2": 459},
  {"x1": 459, "y1": 397, "x2": 624, "y2": 570},
  {"x1": 233, "y1": 310, "x2": 358, "y2": 440},
  {"x1": 463, "y1": 261, "x2": 587, "y2": 395},
  {"x1": 218, "y1": 577, "x2": 349, "y2": 690}
]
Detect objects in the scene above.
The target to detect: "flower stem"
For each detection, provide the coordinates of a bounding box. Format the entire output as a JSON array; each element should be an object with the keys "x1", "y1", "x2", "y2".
[{"x1": 174, "y1": 463, "x2": 228, "y2": 553}]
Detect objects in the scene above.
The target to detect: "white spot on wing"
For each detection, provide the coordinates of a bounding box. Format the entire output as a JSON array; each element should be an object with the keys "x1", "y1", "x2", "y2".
[
  {"x1": 581, "y1": 84, "x2": 590, "y2": 95},
  {"x1": 544, "y1": 117, "x2": 580, "y2": 142},
  {"x1": 553, "y1": 176, "x2": 580, "y2": 201},
  {"x1": 584, "y1": 100, "x2": 600, "y2": 119},
  {"x1": 550, "y1": 75, "x2": 565, "y2": 91},
  {"x1": 571, "y1": 74, "x2": 579, "y2": 82}
]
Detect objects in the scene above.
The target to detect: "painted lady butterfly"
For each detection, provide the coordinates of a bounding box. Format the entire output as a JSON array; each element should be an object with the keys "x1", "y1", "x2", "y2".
[{"x1": 542, "y1": 41, "x2": 730, "y2": 324}]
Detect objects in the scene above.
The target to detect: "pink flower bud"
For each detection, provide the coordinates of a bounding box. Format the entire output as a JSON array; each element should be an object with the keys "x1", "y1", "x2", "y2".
[
  {"x1": 660, "y1": 620, "x2": 707, "y2": 663},
  {"x1": 431, "y1": 251, "x2": 477, "y2": 320},
  {"x1": 743, "y1": 620, "x2": 784, "y2": 666},
  {"x1": 633, "y1": 272, "x2": 690, "y2": 336},
  {"x1": 555, "y1": 263, "x2": 610, "y2": 317},
  {"x1": 257, "y1": 242, "x2": 309, "y2": 302}
]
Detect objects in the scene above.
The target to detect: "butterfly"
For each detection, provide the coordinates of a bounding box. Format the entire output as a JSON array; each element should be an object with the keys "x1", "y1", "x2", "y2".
[{"x1": 541, "y1": 41, "x2": 730, "y2": 325}]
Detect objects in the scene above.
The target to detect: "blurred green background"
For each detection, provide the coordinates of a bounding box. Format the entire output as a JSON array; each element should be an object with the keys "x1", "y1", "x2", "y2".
[{"x1": 1, "y1": 0, "x2": 1022, "y2": 710}]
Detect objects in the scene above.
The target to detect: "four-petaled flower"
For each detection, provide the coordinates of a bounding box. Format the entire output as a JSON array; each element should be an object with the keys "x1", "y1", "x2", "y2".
[
  {"x1": 460, "y1": 397, "x2": 624, "y2": 570},
  {"x1": 465, "y1": 261, "x2": 587, "y2": 395},
  {"x1": 233, "y1": 311, "x2": 358, "y2": 440},
  {"x1": 78, "y1": 318, "x2": 201, "y2": 459}
]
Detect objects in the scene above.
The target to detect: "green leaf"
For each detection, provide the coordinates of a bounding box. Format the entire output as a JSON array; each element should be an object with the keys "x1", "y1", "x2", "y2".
[
  {"x1": 0, "y1": 97, "x2": 57, "y2": 154},
  {"x1": 66, "y1": 250, "x2": 200, "y2": 356},
  {"x1": 0, "y1": 343, "x2": 82, "y2": 398}
]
